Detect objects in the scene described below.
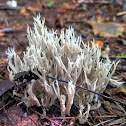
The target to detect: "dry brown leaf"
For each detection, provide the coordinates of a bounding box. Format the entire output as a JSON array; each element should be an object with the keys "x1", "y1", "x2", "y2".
[
  {"x1": 14, "y1": 24, "x2": 23, "y2": 31},
  {"x1": 103, "y1": 101, "x2": 114, "y2": 114},
  {"x1": 111, "y1": 84, "x2": 126, "y2": 95},
  {"x1": 65, "y1": 3, "x2": 74, "y2": 9},
  {"x1": 88, "y1": 21, "x2": 125, "y2": 37},
  {"x1": 27, "y1": 6, "x2": 40, "y2": 12},
  {"x1": 0, "y1": 33, "x2": 5, "y2": 37},
  {"x1": 0, "y1": 25, "x2": 5, "y2": 29},
  {"x1": 20, "y1": 8, "x2": 29, "y2": 16},
  {"x1": 59, "y1": 8, "x2": 67, "y2": 13},
  {"x1": 0, "y1": 25, "x2": 6, "y2": 37}
]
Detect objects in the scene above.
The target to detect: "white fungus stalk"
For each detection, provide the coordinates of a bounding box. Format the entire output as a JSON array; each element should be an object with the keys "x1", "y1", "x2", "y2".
[{"x1": 6, "y1": 14, "x2": 123, "y2": 124}]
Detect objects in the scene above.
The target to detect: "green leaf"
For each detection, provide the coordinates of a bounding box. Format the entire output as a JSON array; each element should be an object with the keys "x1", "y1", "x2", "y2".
[
  {"x1": 0, "y1": 75, "x2": 2, "y2": 77},
  {"x1": 82, "y1": 6, "x2": 87, "y2": 11},
  {"x1": 110, "y1": 68, "x2": 113, "y2": 72},
  {"x1": 116, "y1": 56, "x2": 126, "y2": 58},
  {"x1": 103, "y1": 58, "x2": 107, "y2": 62},
  {"x1": 47, "y1": 1, "x2": 54, "y2": 7}
]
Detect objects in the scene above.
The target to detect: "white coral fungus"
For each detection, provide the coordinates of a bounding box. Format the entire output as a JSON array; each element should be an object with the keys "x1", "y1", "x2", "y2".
[{"x1": 6, "y1": 15, "x2": 123, "y2": 124}]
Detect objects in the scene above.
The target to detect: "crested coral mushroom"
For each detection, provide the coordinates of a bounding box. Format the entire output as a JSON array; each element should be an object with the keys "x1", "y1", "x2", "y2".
[{"x1": 6, "y1": 14, "x2": 123, "y2": 124}]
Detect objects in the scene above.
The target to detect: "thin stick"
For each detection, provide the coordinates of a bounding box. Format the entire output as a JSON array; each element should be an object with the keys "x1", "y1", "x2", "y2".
[
  {"x1": 46, "y1": 75, "x2": 125, "y2": 105},
  {"x1": 30, "y1": 108, "x2": 62, "y2": 126},
  {"x1": 14, "y1": 71, "x2": 126, "y2": 105}
]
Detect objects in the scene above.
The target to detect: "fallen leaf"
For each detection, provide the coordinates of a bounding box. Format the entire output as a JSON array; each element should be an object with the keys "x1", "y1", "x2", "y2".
[
  {"x1": 88, "y1": 21, "x2": 125, "y2": 37},
  {"x1": 59, "y1": 8, "x2": 67, "y2": 13},
  {"x1": 0, "y1": 25, "x2": 5, "y2": 29},
  {"x1": 111, "y1": 84, "x2": 126, "y2": 95},
  {"x1": 103, "y1": 101, "x2": 114, "y2": 114},
  {"x1": 65, "y1": 3, "x2": 74, "y2": 9},
  {"x1": 95, "y1": 40, "x2": 103, "y2": 48},
  {"x1": 96, "y1": 9, "x2": 103, "y2": 15},
  {"x1": 109, "y1": 6, "x2": 116, "y2": 13},
  {"x1": 20, "y1": 8, "x2": 29, "y2": 16},
  {"x1": 72, "y1": 0, "x2": 76, "y2": 4},
  {"x1": 0, "y1": 33, "x2": 5, "y2": 37},
  {"x1": 0, "y1": 80, "x2": 14, "y2": 96},
  {"x1": 14, "y1": 24, "x2": 23, "y2": 31},
  {"x1": 27, "y1": 6, "x2": 40, "y2": 12},
  {"x1": 0, "y1": 58, "x2": 7, "y2": 64},
  {"x1": 89, "y1": 40, "x2": 103, "y2": 48},
  {"x1": 37, "y1": 1, "x2": 43, "y2": 6}
]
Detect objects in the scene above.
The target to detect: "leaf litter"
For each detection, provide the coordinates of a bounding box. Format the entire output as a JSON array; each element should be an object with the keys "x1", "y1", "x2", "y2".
[{"x1": 0, "y1": 0, "x2": 126, "y2": 125}]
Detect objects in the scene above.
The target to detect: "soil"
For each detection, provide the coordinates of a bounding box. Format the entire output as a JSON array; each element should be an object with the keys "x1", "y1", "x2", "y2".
[{"x1": 0, "y1": 0, "x2": 126, "y2": 125}]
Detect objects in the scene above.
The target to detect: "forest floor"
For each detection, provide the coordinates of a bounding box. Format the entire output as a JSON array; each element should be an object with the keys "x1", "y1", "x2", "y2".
[{"x1": 0, "y1": 0, "x2": 126, "y2": 125}]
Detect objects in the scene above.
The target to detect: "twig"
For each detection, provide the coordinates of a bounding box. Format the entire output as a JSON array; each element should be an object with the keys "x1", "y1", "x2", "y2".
[
  {"x1": 50, "y1": 116, "x2": 76, "y2": 120},
  {"x1": 0, "y1": 27, "x2": 17, "y2": 33},
  {"x1": 94, "y1": 118, "x2": 114, "y2": 126},
  {"x1": 14, "y1": 71, "x2": 126, "y2": 105},
  {"x1": 0, "y1": 6, "x2": 22, "y2": 10},
  {"x1": 114, "y1": 101, "x2": 126, "y2": 113},
  {"x1": 98, "y1": 119, "x2": 104, "y2": 126},
  {"x1": 0, "y1": 100, "x2": 12, "y2": 111},
  {"x1": 90, "y1": 115, "x2": 118, "y2": 118},
  {"x1": 78, "y1": 0, "x2": 110, "y2": 4},
  {"x1": 87, "y1": 120, "x2": 92, "y2": 126},
  {"x1": 30, "y1": 108, "x2": 62, "y2": 126},
  {"x1": 46, "y1": 75, "x2": 126, "y2": 105},
  {"x1": 17, "y1": 101, "x2": 24, "y2": 106},
  {"x1": 117, "y1": 11, "x2": 126, "y2": 16}
]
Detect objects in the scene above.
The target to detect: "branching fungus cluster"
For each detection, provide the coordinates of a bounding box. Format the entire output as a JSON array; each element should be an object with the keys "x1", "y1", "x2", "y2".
[{"x1": 6, "y1": 15, "x2": 123, "y2": 124}]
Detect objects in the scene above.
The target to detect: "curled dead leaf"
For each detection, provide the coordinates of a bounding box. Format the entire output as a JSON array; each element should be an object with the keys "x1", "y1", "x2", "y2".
[{"x1": 88, "y1": 21, "x2": 125, "y2": 37}]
